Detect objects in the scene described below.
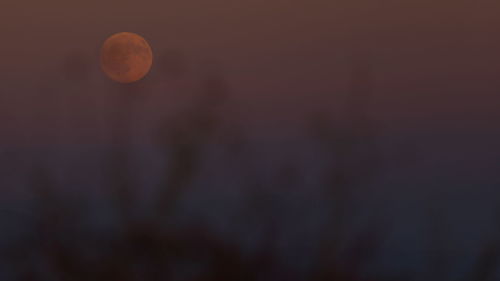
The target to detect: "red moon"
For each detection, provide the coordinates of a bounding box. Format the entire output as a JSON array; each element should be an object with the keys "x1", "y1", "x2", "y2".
[{"x1": 100, "y1": 32, "x2": 153, "y2": 83}]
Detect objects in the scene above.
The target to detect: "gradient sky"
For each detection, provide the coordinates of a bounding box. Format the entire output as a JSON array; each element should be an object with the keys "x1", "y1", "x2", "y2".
[
  {"x1": 0, "y1": 2, "x2": 500, "y2": 278},
  {"x1": 0, "y1": 0, "x2": 499, "y2": 143}
]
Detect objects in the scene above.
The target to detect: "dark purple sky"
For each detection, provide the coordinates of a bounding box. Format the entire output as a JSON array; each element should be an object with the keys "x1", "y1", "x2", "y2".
[
  {"x1": 0, "y1": 0, "x2": 499, "y2": 143},
  {"x1": 1, "y1": 2, "x2": 500, "y2": 278}
]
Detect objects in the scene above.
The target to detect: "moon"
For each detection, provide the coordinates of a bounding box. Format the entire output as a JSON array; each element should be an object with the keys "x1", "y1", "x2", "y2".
[{"x1": 100, "y1": 32, "x2": 153, "y2": 83}]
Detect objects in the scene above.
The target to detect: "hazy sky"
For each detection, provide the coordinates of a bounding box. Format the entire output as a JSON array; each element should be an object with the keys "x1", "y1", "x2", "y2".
[
  {"x1": 1, "y1": 0, "x2": 499, "y2": 143},
  {"x1": 0, "y1": 3, "x2": 499, "y2": 277}
]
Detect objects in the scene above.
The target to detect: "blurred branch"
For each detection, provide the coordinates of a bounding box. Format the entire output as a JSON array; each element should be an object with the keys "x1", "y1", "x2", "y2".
[
  {"x1": 152, "y1": 68, "x2": 229, "y2": 217},
  {"x1": 310, "y1": 62, "x2": 382, "y2": 279}
]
